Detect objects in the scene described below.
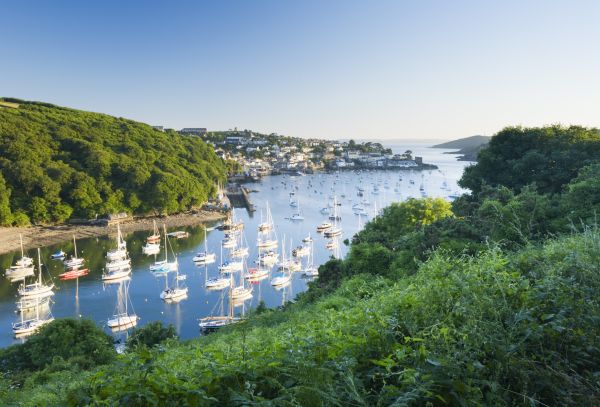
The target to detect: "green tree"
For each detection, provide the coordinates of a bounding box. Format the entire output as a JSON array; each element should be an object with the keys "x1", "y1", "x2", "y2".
[
  {"x1": 476, "y1": 185, "x2": 558, "y2": 246},
  {"x1": 0, "y1": 98, "x2": 226, "y2": 222},
  {"x1": 355, "y1": 197, "x2": 453, "y2": 248},
  {"x1": 126, "y1": 321, "x2": 178, "y2": 351},
  {"x1": 0, "y1": 172, "x2": 12, "y2": 225},
  {"x1": 460, "y1": 125, "x2": 600, "y2": 194},
  {"x1": 562, "y1": 163, "x2": 600, "y2": 225},
  {"x1": 0, "y1": 318, "x2": 115, "y2": 384}
]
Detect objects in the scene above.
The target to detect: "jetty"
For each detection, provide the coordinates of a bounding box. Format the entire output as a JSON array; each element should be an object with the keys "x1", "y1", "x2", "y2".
[{"x1": 225, "y1": 183, "x2": 255, "y2": 212}]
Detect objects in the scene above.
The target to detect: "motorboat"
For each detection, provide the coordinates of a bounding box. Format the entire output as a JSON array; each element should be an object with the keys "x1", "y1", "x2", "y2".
[{"x1": 50, "y1": 250, "x2": 66, "y2": 260}]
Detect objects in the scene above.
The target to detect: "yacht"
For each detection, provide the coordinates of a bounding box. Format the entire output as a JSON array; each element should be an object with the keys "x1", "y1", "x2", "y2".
[
  {"x1": 205, "y1": 276, "x2": 231, "y2": 290},
  {"x1": 150, "y1": 225, "x2": 178, "y2": 273},
  {"x1": 63, "y1": 236, "x2": 85, "y2": 269},
  {"x1": 160, "y1": 268, "x2": 188, "y2": 302},
  {"x1": 245, "y1": 267, "x2": 270, "y2": 281},
  {"x1": 193, "y1": 228, "x2": 216, "y2": 264},
  {"x1": 199, "y1": 277, "x2": 241, "y2": 332},
  {"x1": 13, "y1": 250, "x2": 54, "y2": 338},
  {"x1": 5, "y1": 235, "x2": 35, "y2": 280},
  {"x1": 107, "y1": 278, "x2": 138, "y2": 331},
  {"x1": 18, "y1": 253, "x2": 54, "y2": 300}
]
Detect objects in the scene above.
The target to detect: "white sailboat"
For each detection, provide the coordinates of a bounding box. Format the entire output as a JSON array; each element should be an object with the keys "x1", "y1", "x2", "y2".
[
  {"x1": 205, "y1": 275, "x2": 231, "y2": 290},
  {"x1": 205, "y1": 245, "x2": 232, "y2": 290},
  {"x1": 271, "y1": 240, "x2": 292, "y2": 286},
  {"x1": 230, "y1": 233, "x2": 249, "y2": 258},
  {"x1": 222, "y1": 232, "x2": 238, "y2": 249},
  {"x1": 328, "y1": 196, "x2": 342, "y2": 221},
  {"x1": 292, "y1": 244, "x2": 310, "y2": 257},
  {"x1": 13, "y1": 249, "x2": 54, "y2": 337},
  {"x1": 18, "y1": 248, "x2": 54, "y2": 300},
  {"x1": 193, "y1": 228, "x2": 216, "y2": 264},
  {"x1": 270, "y1": 271, "x2": 291, "y2": 287},
  {"x1": 230, "y1": 260, "x2": 253, "y2": 302},
  {"x1": 219, "y1": 260, "x2": 244, "y2": 273},
  {"x1": 199, "y1": 275, "x2": 241, "y2": 332},
  {"x1": 302, "y1": 239, "x2": 318, "y2": 277},
  {"x1": 245, "y1": 266, "x2": 270, "y2": 281},
  {"x1": 63, "y1": 235, "x2": 85, "y2": 268},
  {"x1": 258, "y1": 203, "x2": 273, "y2": 232},
  {"x1": 15, "y1": 235, "x2": 34, "y2": 267},
  {"x1": 146, "y1": 220, "x2": 161, "y2": 243},
  {"x1": 289, "y1": 199, "x2": 304, "y2": 221},
  {"x1": 5, "y1": 234, "x2": 35, "y2": 281},
  {"x1": 142, "y1": 221, "x2": 161, "y2": 255},
  {"x1": 316, "y1": 221, "x2": 333, "y2": 233},
  {"x1": 160, "y1": 264, "x2": 188, "y2": 302},
  {"x1": 102, "y1": 224, "x2": 132, "y2": 281},
  {"x1": 149, "y1": 225, "x2": 178, "y2": 273},
  {"x1": 257, "y1": 202, "x2": 278, "y2": 248},
  {"x1": 277, "y1": 238, "x2": 302, "y2": 272},
  {"x1": 106, "y1": 223, "x2": 128, "y2": 261},
  {"x1": 13, "y1": 299, "x2": 53, "y2": 337},
  {"x1": 255, "y1": 249, "x2": 278, "y2": 266},
  {"x1": 324, "y1": 197, "x2": 343, "y2": 238},
  {"x1": 222, "y1": 210, "x2": 244, "y2": 232},
  {"x1": 107, "y1": 278, "x2": 138, "y2": 331}
]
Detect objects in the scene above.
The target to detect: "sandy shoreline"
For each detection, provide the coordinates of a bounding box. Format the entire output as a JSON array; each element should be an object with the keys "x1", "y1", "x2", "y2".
[{"x1": 0, "y1": 210, "x2": 227, "y2": 256}]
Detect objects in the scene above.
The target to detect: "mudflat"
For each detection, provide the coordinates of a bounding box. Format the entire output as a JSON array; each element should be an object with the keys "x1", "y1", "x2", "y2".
[{"x1": 0, "y1": 210, "x2": 226, "y2": 255}]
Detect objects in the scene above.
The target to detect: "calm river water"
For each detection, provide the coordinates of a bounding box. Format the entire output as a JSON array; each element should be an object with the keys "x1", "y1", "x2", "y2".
[{"x1": 0, "y1": 143, "x2": 471, "y2": 347}]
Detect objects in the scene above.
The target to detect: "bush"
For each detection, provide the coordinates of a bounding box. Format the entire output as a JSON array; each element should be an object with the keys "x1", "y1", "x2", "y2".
[
  {"x1": 0, "y1": 318, "x2": 115, "y2": 385},
  {"x1": 126, "y1": 321, "x2": 178, "y2": 351}
]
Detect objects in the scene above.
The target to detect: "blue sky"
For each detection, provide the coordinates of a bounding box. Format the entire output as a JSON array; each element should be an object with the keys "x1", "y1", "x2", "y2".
[{"x1": 1, "y1": 0, "x2": 599, "y2": 139}]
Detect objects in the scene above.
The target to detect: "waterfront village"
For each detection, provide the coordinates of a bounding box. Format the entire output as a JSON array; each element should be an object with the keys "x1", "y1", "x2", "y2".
[{"x1": 156, "y1": 127, "x2": 436, "y2": 179}]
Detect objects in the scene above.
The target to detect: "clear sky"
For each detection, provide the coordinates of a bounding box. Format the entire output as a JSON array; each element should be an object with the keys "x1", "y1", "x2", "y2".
[{"x1": 1, "y1": 1, "x2": 599, "y2": 140}]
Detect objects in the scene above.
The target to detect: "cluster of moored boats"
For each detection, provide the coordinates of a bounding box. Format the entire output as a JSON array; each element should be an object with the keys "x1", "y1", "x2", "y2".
[
  {"x1": 6, "y1": 235, "x2": 89, "y2": 338},
  {"x1": 4, "y1": 188, "x2": 348, "y2": 339},
  {"x1": 197, "y1": 203, "x2": 320, "y2": 332}
]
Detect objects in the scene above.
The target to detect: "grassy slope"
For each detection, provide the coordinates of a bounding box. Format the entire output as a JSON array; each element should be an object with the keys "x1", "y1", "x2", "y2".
[{"x1": 4, "y1": 230, "x2": 600, "y2": 406}]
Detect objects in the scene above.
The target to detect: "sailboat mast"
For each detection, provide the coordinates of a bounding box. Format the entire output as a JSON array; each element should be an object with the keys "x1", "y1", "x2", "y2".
[
  {"x1": 124, "y1": 281, "x2": 128, "y2": 316},
  {"x1": 204, "y1": 228, "x2": 208, "y2": 252},
  {"x1": 228, "y1": 274, "x2": 234, "y2": 320},
  {"x1": 73, "y1": 235, "x2": 77, "y2": 258},
  {"x1": 37, "y1": 248, "x2": 42, "y2": 285},
  {"x1": 163, "y1": 224, "x2": 168, "y2": 262},
  {"x1": 20, "y1": 234, "x2": 24, "y2": 258}
]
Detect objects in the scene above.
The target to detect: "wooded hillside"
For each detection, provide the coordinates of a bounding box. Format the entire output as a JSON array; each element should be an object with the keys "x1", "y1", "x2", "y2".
[{"x1": 0, "y1": 98, "x2": 226, "y2": 226}]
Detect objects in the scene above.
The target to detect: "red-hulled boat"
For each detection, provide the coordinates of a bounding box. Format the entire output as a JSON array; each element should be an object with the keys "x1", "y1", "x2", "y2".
[{"x1": 59, "y1": 268, "x2": 90, "y2": 280}]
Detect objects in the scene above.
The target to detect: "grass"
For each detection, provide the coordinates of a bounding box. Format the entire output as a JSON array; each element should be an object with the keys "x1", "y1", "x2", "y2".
[{"x1": 0, "y1": 101, "x2": 19, "y2": 109}]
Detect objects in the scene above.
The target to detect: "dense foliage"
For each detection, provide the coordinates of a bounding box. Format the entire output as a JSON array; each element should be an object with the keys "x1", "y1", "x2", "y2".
[
  {"x1": 0, "y1": 98, "x2": 227, "y2": 225},
  {"x1": 460, "y1": 125, "x2": 600, "y2": 194},
  {"x1": 125, "y1": 321, "x2": 178, "y2": 351},
  {"x1": 2, "y1": 125, "x2": 600, "y2": 405},
  {"x1": 0, "y1": 319, "x2": 115, "y2": 387}
]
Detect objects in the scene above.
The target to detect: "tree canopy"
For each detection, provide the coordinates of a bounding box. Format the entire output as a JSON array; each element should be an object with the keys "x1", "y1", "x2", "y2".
[
  {"x1": 460, "y1": 125, "x2": 600, "y2": 194},
  {"x1": 0, "y1": 98, "x2": 227, "y2": 225}
]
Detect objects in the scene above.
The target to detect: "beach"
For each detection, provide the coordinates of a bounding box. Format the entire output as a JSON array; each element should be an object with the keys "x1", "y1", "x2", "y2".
[{"x1": 0, "y1": 210, "x2": 226, "y2": 256}]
